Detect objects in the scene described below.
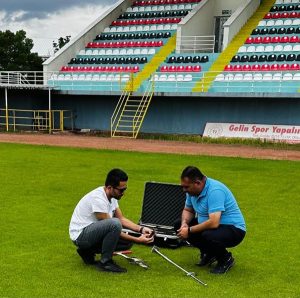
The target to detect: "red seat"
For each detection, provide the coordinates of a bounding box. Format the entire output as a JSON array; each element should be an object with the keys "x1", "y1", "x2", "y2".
[
  {"x1": 61, "y1": 66, "x2": 69, "y2": 71},
  {"x1": 261, "y1": 64, "x2": 270, "y2": 71},
  {"x1": 254, "y1": 37, "x2": 263, "y2": 44},
  {"x1": 264, "y1": 13, "x2": 272, "y2": 19},
  {"x1": 271, "y1": 64, "x2": 280, "y2": 71},
  {"x1": 128, "y1": 41, "x2": 135, "y2": 47},
  {"x1": 185, "y1": 65, "x2": 193, "y2": 72},
  {"x1": 262, "y1": 37, "x2": 271, "y2": 44},
  {"x1": 125, "y1": 66, "x2": 132, "y2": 72},
  {"x1": 161, "y1": 65, "x2": 168, "y2": 72},
  {"x1": 87, "y1": 42, "x2": 94, "y2": 48},
  {"x1": 142, "y1": 41, "x2": 149, "y2": 47},
  {"x1": 251, "y1": 64, "x2": 261, "y2": 71},
  {"x1": 169, "y1": 65, "x2": 177, "y2": 72},
  {"x1": 291, "y1": 63, "x2": 300, "y2": 71},
  {"x1": 271, "y1": 36, "x2": 280, "y2": 43},
  {"x1": 121, "y1": 41, "x2": 128, "y2": 48},
  {"x1": 117, "y1": 66, "x2": 124, "y2": 72},
  {"x1": 135, "y1": 41, "x2": 142, "y2": 47},
  {"x1": 280, "y1": 12, "x2": 289, "y2": 18},
  {"x1": 290, "y1": 36, "x2": 299, "y2": 43},
  {"x1": 111, "y1": 21, "x2": 117, "y2": 26},
  {"x1": 133, "y1": 66, "x2": 140, "y2": 73},
  {"x1": 280, "y1": 64, "x2": 290, "y2": 71},
  {"x1": 156, "y1": 40, "x2": 163, "y2": 47},
  {"x1": 245, "y1": 37, "x2": 254, "y2": 44},
  {"x1": 280, "y1": 36, "x2": 289, "y2": 43},
  {"x1": 176, "y1": 65, "x2": 184, "y2": 72},
  {"x1": 150, "y1": 41, "x2": 156, "y2": 47},
  {"x1": 242, "y1": 64, "x2": 251, "y2": 71},
  {"x1": 192, "y1": 65, "x2": 201, "y2": 72},
  {"x1": 273, "y1": 12, "x2": 281, "y2": 19},
  {"x1": 95, "y1": 66, "x2": 103, "y2": 71},
  {"x1": 233, "y1": 65, "x2": 242, "y2": 71},
  {"x1": 224, "y1": 65, "x2": 234, "y2": 71}
]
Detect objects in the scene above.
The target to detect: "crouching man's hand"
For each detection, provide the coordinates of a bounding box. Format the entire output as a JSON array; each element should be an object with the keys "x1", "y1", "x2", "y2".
[{"x1": 137, "y1": 233, "x2": 154, "y2": 244}]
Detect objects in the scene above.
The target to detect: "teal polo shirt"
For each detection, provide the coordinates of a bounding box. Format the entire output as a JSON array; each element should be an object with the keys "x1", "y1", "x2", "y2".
[{"x1": 185, "y1": 178, "x2": 246, "y2": 231}]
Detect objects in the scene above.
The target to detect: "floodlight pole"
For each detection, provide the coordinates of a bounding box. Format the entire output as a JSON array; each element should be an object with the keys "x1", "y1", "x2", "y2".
[
  {"x1": 48, "y1": 88, "x2": 52, "y2": 134},
  {"x1": 5, "y1": 88, "x2": 8, "y2": 131}
]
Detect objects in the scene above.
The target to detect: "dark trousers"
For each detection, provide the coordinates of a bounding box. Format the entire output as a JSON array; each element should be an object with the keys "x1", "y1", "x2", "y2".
[
  {"x1": 174, "y1": 218, "x2": 246, "y2": 262},
  {"x1": 74, "y1": 218, "x2": 133, "y2": 263}
]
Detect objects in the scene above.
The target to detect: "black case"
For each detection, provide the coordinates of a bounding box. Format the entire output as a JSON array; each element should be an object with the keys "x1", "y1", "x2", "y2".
[{"x1": 139, "y1": 182, "x2": 186, "y2": 248}]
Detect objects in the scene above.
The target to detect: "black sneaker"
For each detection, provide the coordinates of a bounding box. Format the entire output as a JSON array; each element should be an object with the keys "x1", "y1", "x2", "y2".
[
  {"x1": 196, "y1": 253, "x2": 217, "y2": 267},
  {"x1": 77, "y1": 248, "x2": 96, "y2": 265},
  {"x1": 97, "y1": 260, "x2": 127, "y2": 273},
  {"x1": 210, "y1": 253, "x2": 235, "y2": 274}
]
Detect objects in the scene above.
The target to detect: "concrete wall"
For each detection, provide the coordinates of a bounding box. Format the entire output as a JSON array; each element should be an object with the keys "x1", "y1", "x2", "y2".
[
  {"x1": 43, "y1": 0, "x2": 132, "y2": 73},
  {"x1": 3, "y1": 90, "x2": 299, "y2": 134}
]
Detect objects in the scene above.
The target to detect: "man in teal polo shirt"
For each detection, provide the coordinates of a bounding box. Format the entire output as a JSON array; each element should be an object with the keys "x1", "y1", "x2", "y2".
[{"x1": 176, "y1": 166, "x2": 246, "y2": 274}]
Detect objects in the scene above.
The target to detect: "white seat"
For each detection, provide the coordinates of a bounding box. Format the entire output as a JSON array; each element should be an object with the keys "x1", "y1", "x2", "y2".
[
  {"x1": 158, "y1": 5, "x2": 164, "y2": 11},
  {"x1": 171, "y1": 24, "x2": 177, "y2": 30},
  {"x1": 107, "y1": 74, "x2": 114, "y2": 81},
  {"x1": 121, "y1": 74, "x2": 130, "y2": 82},
  {"x1": 132, "y1": 7, "x2": 139, "y2": 12},
  {"x1": 191, "y1": 3, "x2": 198, "y2": 8},
  {"x1": 238, "y1": 46, "x2": 247, "y2": 53},
  {"x1": 293, "y1": 45, "x2": 300, "y2": 51},
  {"x1": 136, "y1": 26, "x2": 143, "y2": 32},
  {"x1": 246, "y1": 46, "x2": 256, "y2": 53},
  {"x1": 106, "y1": 49, "x2": 113, "y2": 55},
  {"x1": 127, "y1": 49, "x2": 134, "y2": 55},
  {"x1": 165, "y1": 5, "x2": 171, "y2": 10},
  {"x1": 253, "y1": 73, "x2": 263, "y2": 81},
  {"x1": 123, "y1": 26, "x2": 130, "y2": 32},
  {"x1": 265, "y1": 45, "x2": 274, "y2": 52},
  {"x1": 266, "y1": 20, "x2": 275, "y2": 26},
  {"x1": 172, "y1": 5, "x2": 178, "y2": 10},
  {"x1": 85, "y1": 74, "x2": 92, "y2": 81},
  {"x1": 151, "y1": 6, "x2": 158, "y2": 11},
  {"x1": 293, "y1": 73, "x2": 300, "y2": 81},
  {"x1": 273, "y1": 73, "x2": 282, "y2": 81},
  {"x1": 152, "y1": 74, "x2": 159, "y2": 81},
  {"x1": 243, "y1": 74, "x2": 253, "y2": 81},
  {"x1": 113, "y1": 74, "x2": 121, "y2": 82},
  {"x1": 274, "y1": 45, "x2": 283, "y2": 52},
  {"x1": 258, "y1": 20, "x2": 267, "y2": 27},
  {"x1": 185, "y1": 4, "x2": 192, "y2": 9},
  {"x1": 255, "y1": 45, "x2": 265, "y2": 53},
  {"x1": 103, "y1": 28, "x2": 110, "y2": 33},
  {"x1": 157, "y1": 25, "x2": 164, "y2": 30},
  {"x1": 139, "y1": 7, "x2": 145, "y2": 12},
  {"x1": 126, "y1": 7, "x2": 133, "y2": 12},
  {"x1": 150, "y1": 25, "x2": 157, "y2": 31},
  {"x1": 112, "y1": 49, "x2": 119, "y2": 55},
  {"x1": 98, "y1": 49, "x2": 105, "y2": 55},
  {"x1": 215, "y1": 74, "x2": 225, "y2": 81},
  {"x1": 283, "y1": 0, "x2": 292, "y2": 3},
  {"x1": 64, "y1": 74, "x2": 72, "y2": 80},
  {"x1": 119, "y1": 49, "x2": 126, "y2": 55},
  {"x1": 92, "y1": 74, "x2": 100, "y2": 81},
  {"x1": 293, "y1": 19, "x2": 300, "y2": 25},
  {"x1": 144, "y1": 25, "x2": 150, "y2": 31},
  {"x1": 262, "y1": 73, "x2": 272, "y2": 81},
  {"x1": 78, "y1": 74, "x2": 85, "y2": 80},
  {"x1": 274, "y1": 20, "x2": 284, "y2": 26},
  {"x1": 141, "y1": 49, "x2": 148, "y2": 55},
  {"x1": 110, "y1": 27, "x2": 117, "y2": 32},
  {"x1": 225, "y1": 74, "x2": 234, "y2": 81},
  {"x1": 168, "y1": 74, "x2": 176, "y2": 82},
  {"x1": 71, "y1": 74, "x2": 79, "y2": 80},
  {"x1": 283, "y1": 45, "x2": 293, "y2": 52},
  {"x1": 99, "y1": 74, "x2": 107, "y2": 81},
  {"x1": 233, "y1": 74, "x2": 243, "y2": 81},
  {"x1": 148, "y1": 49, "x2": 156, "y2": 55},
  {"x1": 184, "y1": 74, "x2": 193, "y2": 81},
  {"x1": 134, "y1": 49, "x2": 141, "y2": 55},
  {"x1": 129, "y1": 26, "x2": 136, "y2": 32},
  {"x1": 283, "y1": 19, "x2": 292, "y2": 26},
  {"x1": 275, "y1": 0, "x2": 283, "y2": 3},
  {"x1": 85, "y1": 49, "x2": 92, "y2": 55},
  {"x1": 92, "y1": 49, "x2": 99, "y2": 55},
  {"x1": 158, "y1": 74, "x2": 167, "y2": 81},
  {"x1": 79, "y1": 50, "x2": 86, "y2": 55},
  {"x1": 283, "y1": 73, "x2": 293, "y2": 81},
  {"x1": 178, "y1": 4, "x2": 185, "y2": 9},
  {"x1": 176, "y1": 74, "x2": 184, "y2": 82},
  {"x1": 116, "y1": 27, "x2": 123, "y2": 33}
]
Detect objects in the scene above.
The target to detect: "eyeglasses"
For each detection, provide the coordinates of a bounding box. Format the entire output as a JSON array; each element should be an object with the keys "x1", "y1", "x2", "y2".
[{"x1": 114, "y1": 187, "x2": 127, "y2": 193}]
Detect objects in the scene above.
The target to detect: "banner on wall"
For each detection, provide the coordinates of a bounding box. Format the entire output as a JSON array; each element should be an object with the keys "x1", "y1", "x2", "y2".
[{"x1": 203, "y1": 123, "x2": 300, "y2": 143}]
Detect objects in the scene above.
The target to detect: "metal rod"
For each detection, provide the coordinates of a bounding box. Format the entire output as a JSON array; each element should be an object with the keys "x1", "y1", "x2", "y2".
[
  {"x1": 151, "y1": 246, "x2": 207, "y2": 286},
  {"x1": 48, "y1": 88, "x2": 52, "y2": 134},
  {"x1": 5, "y1": 88, "x2": 8, "y2": 132}
]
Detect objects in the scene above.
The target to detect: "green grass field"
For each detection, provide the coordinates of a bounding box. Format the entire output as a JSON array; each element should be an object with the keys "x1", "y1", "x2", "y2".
[{"x1": 0, "y1": 143, "x2": 299, "y2": 298}]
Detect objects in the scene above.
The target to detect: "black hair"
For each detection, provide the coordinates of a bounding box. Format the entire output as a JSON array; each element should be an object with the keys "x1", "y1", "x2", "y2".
[
  {"x1": 105, "y1": 169, "x2": 128, "y2": 187},
  {"x1": 181, "y1": 166, "x2": 204, "y2": 181}
]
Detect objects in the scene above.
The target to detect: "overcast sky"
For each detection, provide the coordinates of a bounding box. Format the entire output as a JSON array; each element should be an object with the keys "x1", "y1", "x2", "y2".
[{"x1": 0, "y1": 0, "x2": 117, "y2": 56}]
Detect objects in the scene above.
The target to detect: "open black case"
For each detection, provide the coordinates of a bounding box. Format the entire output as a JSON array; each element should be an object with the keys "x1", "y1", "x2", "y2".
[{"x1": 123, "y1": 182, "x2": 186, "y2": 248}]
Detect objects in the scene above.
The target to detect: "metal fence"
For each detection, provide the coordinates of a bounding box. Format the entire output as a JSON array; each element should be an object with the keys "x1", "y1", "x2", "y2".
[{"x1": 177, "y1": 36, "x2": 215, "y2": 53}]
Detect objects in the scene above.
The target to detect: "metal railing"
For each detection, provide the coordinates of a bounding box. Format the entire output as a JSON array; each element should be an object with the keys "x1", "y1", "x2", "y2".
[
  {"x1": 177, "y1": 36, "x2": 215, "y2": 53},
  {"x1": 0, "y1": 108, "x2": 74, "y2": 132}
]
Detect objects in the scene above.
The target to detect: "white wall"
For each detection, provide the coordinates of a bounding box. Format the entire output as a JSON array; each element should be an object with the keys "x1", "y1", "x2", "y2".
[{"x1": 43, "y1": 0, "x2": 132, "y2": 73}]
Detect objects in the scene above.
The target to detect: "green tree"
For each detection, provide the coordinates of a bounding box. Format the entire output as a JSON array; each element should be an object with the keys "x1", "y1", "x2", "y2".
[
  {"x1": 53, "y1": 35, "x2": 71, "y2": 53},
  {"x1": 0, "y1": 30, "x2": 43, "y2": 71}
]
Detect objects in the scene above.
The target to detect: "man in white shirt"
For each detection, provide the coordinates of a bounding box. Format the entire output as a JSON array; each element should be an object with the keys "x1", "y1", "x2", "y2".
[{"x1": 69, "y1": 168, "x2": 153, "y2": 273}]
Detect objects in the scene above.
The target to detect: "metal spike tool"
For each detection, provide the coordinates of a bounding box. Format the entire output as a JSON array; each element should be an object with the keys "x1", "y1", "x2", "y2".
[
  {"x1": 114, "y1": 251, "x2": 149, "y2": 269},
  {"x1": 151, "y1": 246, "x2": 207, "y2": 286}
]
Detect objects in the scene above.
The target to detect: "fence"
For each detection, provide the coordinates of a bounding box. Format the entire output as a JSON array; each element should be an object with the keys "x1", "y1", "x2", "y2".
[{"x1": 176, "y1": 36, "x2": 215, "y2": 53}]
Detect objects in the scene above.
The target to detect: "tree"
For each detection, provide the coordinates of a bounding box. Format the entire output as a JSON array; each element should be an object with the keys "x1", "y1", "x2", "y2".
[
  {"x1": 53, "y1": 35, "x2": 71, "y2": 53},
  {"x1": 0, "y1": 30, "x2": 43, "y2": 71}
]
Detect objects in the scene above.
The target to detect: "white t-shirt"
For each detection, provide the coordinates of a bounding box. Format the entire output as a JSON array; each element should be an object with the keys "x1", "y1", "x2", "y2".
[{"x1": 69, "y1": 186, "x2": 119, "y2": 241}]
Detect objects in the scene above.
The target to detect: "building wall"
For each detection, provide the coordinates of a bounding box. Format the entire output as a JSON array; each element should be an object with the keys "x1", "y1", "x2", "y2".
[{"x1": 1, "y1": 90, "x2": 299, "y2": 134}]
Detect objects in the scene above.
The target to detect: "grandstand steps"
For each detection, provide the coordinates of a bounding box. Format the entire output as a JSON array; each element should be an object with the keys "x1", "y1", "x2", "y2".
[
  {"x1": 193, "y1": 0, "x2": 276, "y2": 92},
  {"x1": 124, "y1": 35, "x2": 177, "y2": 92}
]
